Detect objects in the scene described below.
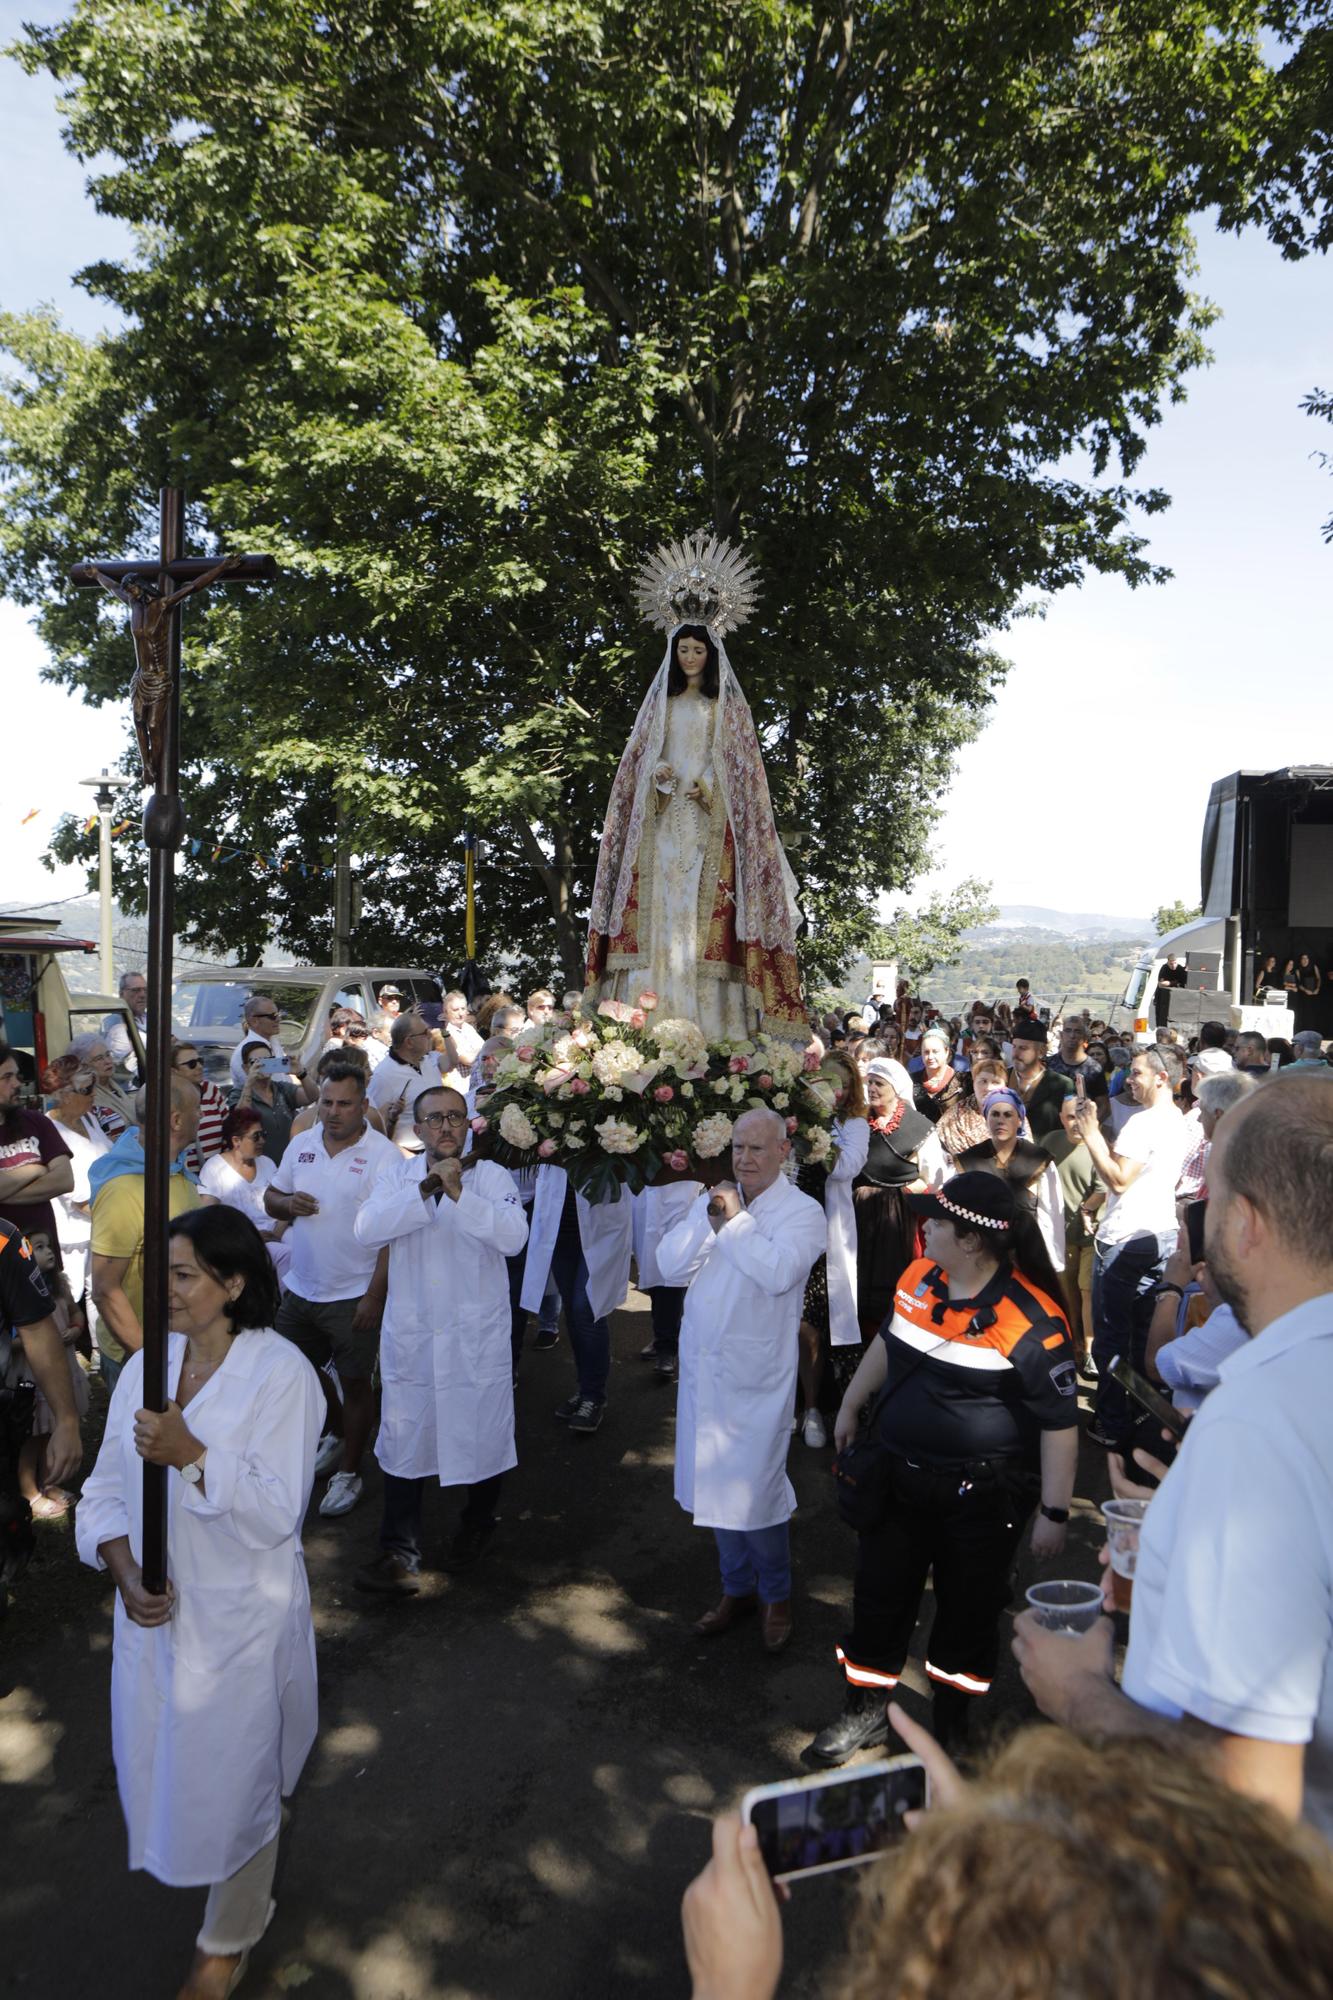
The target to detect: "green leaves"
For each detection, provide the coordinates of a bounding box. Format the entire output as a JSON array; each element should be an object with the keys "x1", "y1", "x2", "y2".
[{"x1": 2, "y1": 0, "x2": 1316, "y2": 991}]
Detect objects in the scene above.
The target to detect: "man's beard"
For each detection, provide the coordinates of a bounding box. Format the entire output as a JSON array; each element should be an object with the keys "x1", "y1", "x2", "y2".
[{"x1": 1204, "y1": 1229, "x2": 1254, "y2": 1335}]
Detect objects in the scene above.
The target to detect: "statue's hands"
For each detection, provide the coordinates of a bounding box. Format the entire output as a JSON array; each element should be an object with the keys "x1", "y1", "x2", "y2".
[
  {"x1": 685, "y1": 779, "x2": 711, "y2": 810},
  {"x1": 653, "y1": 761, "x2": 676, "y2": 794}
]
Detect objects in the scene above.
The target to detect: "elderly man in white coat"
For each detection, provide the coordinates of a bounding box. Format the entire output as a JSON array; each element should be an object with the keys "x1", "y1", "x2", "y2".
[
  {"x1": 658, "y1": 1108, "x2": 827, "y2": 1655},
  {"x1": 352, "y1": 1084, "x2": 528, "y2": 1592}
]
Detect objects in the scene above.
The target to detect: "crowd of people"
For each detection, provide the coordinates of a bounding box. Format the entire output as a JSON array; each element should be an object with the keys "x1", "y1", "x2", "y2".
[{"x1": 3, "y1": 967, "x2": 1332, "y2": 1997}]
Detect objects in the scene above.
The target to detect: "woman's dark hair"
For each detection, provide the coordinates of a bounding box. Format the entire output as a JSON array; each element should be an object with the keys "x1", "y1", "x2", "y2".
[
  {"x1": 949, "y1": 1182, "x2": 1067, "y2": 1312},
  {"x1": 168, "y1": 1205, "x2": 279, "y2": 1331},
  {"x1": 666, "y1": 623, "x2": 720, "y2": 697},
  {"x1": 239, "y1": 1037, "x2": 271, "y2": 1066}
]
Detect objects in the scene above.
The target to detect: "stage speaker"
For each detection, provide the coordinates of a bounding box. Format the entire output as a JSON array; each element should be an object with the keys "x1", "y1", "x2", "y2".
[{"x1": 1185, "y1": 953, "x2": 1221, "y2": 992}]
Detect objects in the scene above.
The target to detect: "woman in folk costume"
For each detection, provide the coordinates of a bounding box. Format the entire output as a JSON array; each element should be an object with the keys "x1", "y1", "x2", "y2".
[{"x1": 585, "y1": 533, "x2": 806, "y2": 1042}]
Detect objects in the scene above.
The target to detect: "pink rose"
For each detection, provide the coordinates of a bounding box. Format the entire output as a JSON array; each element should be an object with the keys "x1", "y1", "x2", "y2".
[
  {"x1": 729, "y1": 1055, "x2": 749, "y2": 1074},
  {"x1": 537, "y1": 1138, "x2": 558, "y2": 1159},
  {"x1": 639, "y1": 990, "x2": 660, "y2": 1011},
  {"x1": 629, "y1": 1009, "x2": 646, "y2": 1030},
  {"x1": 568, "y1": 1076, "x2": 591, "y2": 1095},
  {"x1": 802, "y1": 1050, "x2": 821, "y2": 1071},
  {"x1": 666, "y1": 1149, "x2": 689, "y2": 1171},
  {"x1": 785, "y1": 1116, "x2": 798, "y2": 1133},
  {"x1": 653, "y1": 1084, "x2": 675, "y2": 1102},
  {"x1": 542, "y1": 1067, "x2": 574, "y2": 1094},
  {"x1": 756, "y1": 1072, "x2": 774, "y2": 1090},
  {"x1": 516, "y1": 1045, "x2": 536, "y2": 1062},
  {"x1": 471, "y1": 1116, "x2": 489, "y2": 1134}
]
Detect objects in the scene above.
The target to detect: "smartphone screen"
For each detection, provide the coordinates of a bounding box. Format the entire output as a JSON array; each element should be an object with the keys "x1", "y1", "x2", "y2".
[
  {"x1": 743, "y1": 1757, "x2": 927, "y2": 1882},
  {"x1": 1109, "y1": 1352, "x2": 1188, "y2": 1439},
  {"x1": 1184, "y1": 1198, "x2": 1207, "y2": 1265}
]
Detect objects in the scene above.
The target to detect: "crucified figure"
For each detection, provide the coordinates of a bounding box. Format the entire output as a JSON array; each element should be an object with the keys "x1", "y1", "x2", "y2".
[{"x1": 91, "y1": 558, "x2": 241, "y2": 786}]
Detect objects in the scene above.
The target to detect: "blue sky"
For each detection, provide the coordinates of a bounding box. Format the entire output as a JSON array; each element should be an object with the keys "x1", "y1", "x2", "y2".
[{"x1": 3, "y1": 12, "x2": 1331, "y2": 924}]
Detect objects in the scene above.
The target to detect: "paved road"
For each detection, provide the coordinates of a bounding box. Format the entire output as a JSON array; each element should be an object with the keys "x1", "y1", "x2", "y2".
[{"x1": 3, "y1": 1288, "x2": 1111, "y2": 1997}]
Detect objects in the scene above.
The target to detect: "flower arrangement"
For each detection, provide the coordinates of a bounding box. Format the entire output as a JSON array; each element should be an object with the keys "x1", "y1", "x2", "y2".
[{"x1": 475, "y1": 993, "x2": 839, "y2": 1201}]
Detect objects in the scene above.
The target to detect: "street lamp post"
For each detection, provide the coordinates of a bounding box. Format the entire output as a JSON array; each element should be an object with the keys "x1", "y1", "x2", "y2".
[{"x1": 80, "y1": 769, "x2": 119, "y2": 994}]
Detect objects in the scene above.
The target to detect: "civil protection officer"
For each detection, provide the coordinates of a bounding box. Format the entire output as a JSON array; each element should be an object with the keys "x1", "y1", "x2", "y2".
[{"x1": 809, "y1": 1172, "x2": 1078, "y2": 1760}]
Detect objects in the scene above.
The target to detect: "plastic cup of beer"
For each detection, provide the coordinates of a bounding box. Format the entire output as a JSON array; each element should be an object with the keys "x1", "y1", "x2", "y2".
[
  {"x1": 1102, "y1": 1499, "x2": 1150, "y2": 1613},
  {"x1": 1024, "y1": 1580, "x2": 1105, "y2": 1635}
]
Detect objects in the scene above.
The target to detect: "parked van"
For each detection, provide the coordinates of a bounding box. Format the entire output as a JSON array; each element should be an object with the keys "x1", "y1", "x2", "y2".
[
  {"x1": 0, "y1": 917, "x2": 145, "y2": 1089},
  {"x1": 170, "y1": 966, "x2": 444, "y2": 1086}
]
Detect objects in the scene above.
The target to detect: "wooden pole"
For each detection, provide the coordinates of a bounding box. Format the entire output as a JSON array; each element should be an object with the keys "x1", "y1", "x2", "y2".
[{"x1": 139, "y1": 486, "x2": 187, "y2": 1595}]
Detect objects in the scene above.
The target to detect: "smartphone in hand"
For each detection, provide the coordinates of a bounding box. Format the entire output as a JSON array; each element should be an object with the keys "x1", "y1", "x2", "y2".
[
  {"x1": 1109, "y1": 1352, "x2": 1188, "y2": 1440},
  {"x1": 742, "y1": 1755, "x2": 927, "y2": 1882}
]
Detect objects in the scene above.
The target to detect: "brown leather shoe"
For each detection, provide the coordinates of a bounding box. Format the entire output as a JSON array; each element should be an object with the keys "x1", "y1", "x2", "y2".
[
  {"x1": 761, "y1": 1600, "x2": 793, "y2": 1654},
  {"x1": 693, "y1": 1593, "x2": 758, "y2": 1637}
]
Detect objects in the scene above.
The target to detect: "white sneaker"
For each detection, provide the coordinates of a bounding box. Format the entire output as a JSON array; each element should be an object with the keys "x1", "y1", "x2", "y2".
[
  {"x1": 801, "y1": 1409, "x2": 828, "y2": 1449},
  {"x1": 314, "y1": 1432, "x2": 343, "y2": 1477},
  {"x1": 319, "y1": 1471, "x2": 363, "y2": 1517}
]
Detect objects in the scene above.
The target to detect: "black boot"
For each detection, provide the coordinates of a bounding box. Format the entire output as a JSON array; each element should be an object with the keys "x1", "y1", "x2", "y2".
[{"x1": 807, "y1": 1686, "x2": 890, "y2": 1767}]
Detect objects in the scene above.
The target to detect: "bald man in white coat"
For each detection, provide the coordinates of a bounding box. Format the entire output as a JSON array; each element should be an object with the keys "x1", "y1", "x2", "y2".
[
  {"x1": 351, "y1": 1084, "x2": 528, "y2": 1591},
  {"x1": 658, "y1": 1109, "x2": 827, "y2": 1654}
]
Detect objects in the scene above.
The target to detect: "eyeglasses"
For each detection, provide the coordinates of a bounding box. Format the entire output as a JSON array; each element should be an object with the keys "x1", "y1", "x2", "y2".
[
  {"x1": 345, "y1": 1028, "x2": 368, "y2": 1039},
  {"x1": 419, "y1": 1110, "x2": 467, "y2": 1129},
  {"x1": 250, "y1": 1010, "x2": 280, "y2": 1022},
  {"x1": 175, "y1": 1057, "x2": 202, "y2": 1070}
]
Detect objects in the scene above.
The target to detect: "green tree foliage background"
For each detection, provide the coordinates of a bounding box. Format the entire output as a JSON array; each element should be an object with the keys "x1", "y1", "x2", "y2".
[
  {"x1": 1154, "y1": 899, "x2": 1205, "y2": 935},
  {"x1": 0, "y1": 1, "x2": 1325, "y2": 990}
]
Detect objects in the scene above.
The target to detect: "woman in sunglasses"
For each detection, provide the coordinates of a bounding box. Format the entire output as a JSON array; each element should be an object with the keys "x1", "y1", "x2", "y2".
[
  {"x1": 228, "y1": 1039, "x2": 302, "y2": 1169},
  {"x1": 171, "y1": 1042, "x2": 227, "y2": 1176}
]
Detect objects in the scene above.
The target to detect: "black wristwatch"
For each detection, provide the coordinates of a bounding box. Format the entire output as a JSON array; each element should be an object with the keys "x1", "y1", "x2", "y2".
[
  {"x1": 1040, "y1": 1505, "x2": 1070, "y2": 1525},
  {"x1": 1155, "y1": 1281, "x2": 1185, "y2": 1301}
]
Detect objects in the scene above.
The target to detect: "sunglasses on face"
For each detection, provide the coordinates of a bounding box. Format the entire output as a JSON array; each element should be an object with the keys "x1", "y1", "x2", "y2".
[
  {"x1": 175, "y1": 1057, "x2": 202, "y2": 1070},
  {"x1": 345, "y1": 1028, "x2": 368, "y2": 1039}
]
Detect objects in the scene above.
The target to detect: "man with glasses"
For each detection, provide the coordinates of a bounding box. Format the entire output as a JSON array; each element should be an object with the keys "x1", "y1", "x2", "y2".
[
  {"x1": 103, "y1": 970, "x2": 149, "y2": 1074},
  {"x1": 228, "y1": 992, "x2": 289, "y2": 1088},
  {"x1": 367, "y1": 1013, "x2": 445, "y2": 1154},
  {"x1": 352, "y1": 1086, "x2": 528, "y2": 1591}
]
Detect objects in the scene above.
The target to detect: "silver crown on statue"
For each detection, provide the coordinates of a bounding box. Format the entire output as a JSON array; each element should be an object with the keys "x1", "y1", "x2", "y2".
[{"x1": 634, "y1": 531, "x2": 760, "y2": 638}]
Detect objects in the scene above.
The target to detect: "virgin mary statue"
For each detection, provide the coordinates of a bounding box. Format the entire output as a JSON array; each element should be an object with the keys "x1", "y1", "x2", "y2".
[{"x1": 584, "y1": 533, "x2": 806, "y2": 1042}]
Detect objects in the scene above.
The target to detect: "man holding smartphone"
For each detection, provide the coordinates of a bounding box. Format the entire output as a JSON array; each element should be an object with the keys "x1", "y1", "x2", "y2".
[{"x1": 657, "y1": 1109, "x2": 826, "y2": 1654}]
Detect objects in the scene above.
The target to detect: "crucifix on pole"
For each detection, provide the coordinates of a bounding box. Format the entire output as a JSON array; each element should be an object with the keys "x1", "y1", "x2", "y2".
[{"x1": 71, "y1": 488, "x2": 277, "y2": 1594}]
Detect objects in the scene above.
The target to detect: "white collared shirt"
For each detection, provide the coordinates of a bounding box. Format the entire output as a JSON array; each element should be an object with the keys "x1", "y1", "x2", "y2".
[
  {"x1": 268, "y1": 1120, "x2": 398, "y2": 1300},
  {"x1": 1123, "y1": 1291, "x2": 1333, "y2": 1840}
]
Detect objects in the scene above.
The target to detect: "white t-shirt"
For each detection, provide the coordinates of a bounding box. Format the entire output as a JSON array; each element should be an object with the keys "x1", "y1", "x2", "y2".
[
  {"x1": 1123, "y1": 1293, "x2": 1333, "y2": 1841},
  {"x1": 268, "y1": 1121, "x2": 398, "y2": 1300},
  {"x1": 366, "y1": 1051, "x2": 445, "y2": 1149},
  {"x1": 198, "y1": 1151, "x2": 279, "y2": 1231},
  {"x1": 1098, "y1": 1098, "x2": 1188, "y2": 1248}
]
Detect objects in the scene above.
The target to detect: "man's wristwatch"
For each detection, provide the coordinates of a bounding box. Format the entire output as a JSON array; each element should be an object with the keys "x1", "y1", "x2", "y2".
[
  {"x1": 180, "y1": 1450, "x2": 206, "y2": 1486},
  {"x1": 1039, "y1": 1504, "x2": 1070, "y2": 1524}
]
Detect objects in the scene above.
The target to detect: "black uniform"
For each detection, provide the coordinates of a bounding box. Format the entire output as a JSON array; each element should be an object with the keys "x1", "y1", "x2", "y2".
[
  {"x1": 1, "y1": 1219, "x2": 56, "y2": 1604},
  {"x1": 837, "y1": 1256, "x2": 1077, "y2": 1731}
]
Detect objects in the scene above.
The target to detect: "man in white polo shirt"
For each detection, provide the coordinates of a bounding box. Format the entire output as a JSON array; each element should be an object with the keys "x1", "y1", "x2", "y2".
[
  {"x1": 265, "y1": 1061, "x2": 397, "y2": 1516},
  {"x1": 367, "y1": 1013, "x2": 444, "y2": 1154},
  {"x1": 1013, "y1": 1072, "x2": 1333, "y2": 1840},
  {"x1": 1072, "y1": 1044, "x2": 1189, "y2": 1449}
]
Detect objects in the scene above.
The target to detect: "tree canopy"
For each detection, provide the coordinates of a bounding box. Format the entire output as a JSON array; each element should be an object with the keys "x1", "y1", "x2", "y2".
[
  {"x1": 2, "y1": 0, "x2": 1324, "y2": 989},
  {"x1": 1154, "y1": 899, "x2": 1204, "y2": 936}
]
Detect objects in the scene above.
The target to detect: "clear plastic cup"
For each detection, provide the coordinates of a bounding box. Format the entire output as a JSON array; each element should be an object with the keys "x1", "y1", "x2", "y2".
[
  {"x1": 1102, "y1": 1499, "x2": 1150, "y2": 1613},
  {"x1": 1024, "y1": 1580, "x2": 1105, "y2": 1635}
]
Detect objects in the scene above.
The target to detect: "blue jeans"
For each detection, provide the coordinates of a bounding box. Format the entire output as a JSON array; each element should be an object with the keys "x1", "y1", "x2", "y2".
[
  {"x1": 98, "y1": 1349, "x2": 125, "y2": 1399},
  {"x1": 714, "y1": 1523, "x2": 792, "y2": 1604},
  {"x1": 549, "y1": 1235, "x2": 610, "y2": 1404},
  {"x1": 1090, "y1": 1230, "x2": 1174, "y2": 1446}
]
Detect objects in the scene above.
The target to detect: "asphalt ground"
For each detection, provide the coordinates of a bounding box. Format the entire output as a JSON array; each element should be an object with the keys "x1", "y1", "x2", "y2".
[{"x1": 2, "y1": 1286, "x2": 1113, "y2": 1999}]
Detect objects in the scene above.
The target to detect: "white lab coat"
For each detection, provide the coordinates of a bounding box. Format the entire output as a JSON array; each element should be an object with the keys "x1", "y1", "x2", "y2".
[
  {"x1": 658, "y1": 1177, "x2": 827, "y2": 1531},
  {"x1": 354, "y1": 1155, "x2": 528, "y2": 1483},
  {"x1": 520, "y1": 1164, "x2": 633, "y2": 1322},
  {"x1": 823, "y1": 1116, "x2": 869, "y2": 1347},
  {"x1": 75, "y1": 1331, "x2": 324, "y2": 1887},
  {"x1": 632, "y1": 1179, "x2": 703, "y2": 1291}
]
